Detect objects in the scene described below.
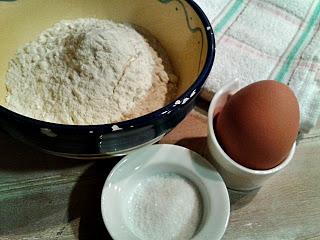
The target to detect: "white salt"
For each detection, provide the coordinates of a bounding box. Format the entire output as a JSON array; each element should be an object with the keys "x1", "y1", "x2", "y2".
[{"x1": 126, "y1": 173, "x2": 202, "y2": 240}]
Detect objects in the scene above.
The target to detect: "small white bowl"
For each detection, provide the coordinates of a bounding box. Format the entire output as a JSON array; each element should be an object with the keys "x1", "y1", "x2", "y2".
[
  {"x1": 101, "y1": 144, "x2": 230, "y2": 240},
  {"x1": 207, "y1": 79, "x2": 296, "y2": 191}
]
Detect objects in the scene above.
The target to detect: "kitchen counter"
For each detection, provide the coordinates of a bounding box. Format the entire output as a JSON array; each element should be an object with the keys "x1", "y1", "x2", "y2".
[{"x1": 0, "y1": 106, "x2": 320, "y2": 240}]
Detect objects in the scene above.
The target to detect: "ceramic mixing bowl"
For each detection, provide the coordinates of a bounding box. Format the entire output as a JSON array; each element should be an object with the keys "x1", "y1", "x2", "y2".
[{"x1": 0, "y1": 0, "x2": 215, "y2": 158}]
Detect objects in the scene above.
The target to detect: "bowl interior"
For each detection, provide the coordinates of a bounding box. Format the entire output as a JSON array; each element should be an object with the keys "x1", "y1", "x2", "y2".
[{"x1": 0, "y1": 0, "x2": 209, "y2": 107}]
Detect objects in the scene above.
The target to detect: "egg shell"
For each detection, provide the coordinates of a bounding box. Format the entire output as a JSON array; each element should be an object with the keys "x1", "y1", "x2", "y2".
[{"x1": 215, "y1": 80, "x2": 300, "y2": 170}]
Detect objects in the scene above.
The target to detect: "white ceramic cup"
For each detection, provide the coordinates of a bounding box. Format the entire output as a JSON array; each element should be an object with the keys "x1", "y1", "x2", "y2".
[{"x1": 207, "y1": 79, "x2": 296, "y2": 191}]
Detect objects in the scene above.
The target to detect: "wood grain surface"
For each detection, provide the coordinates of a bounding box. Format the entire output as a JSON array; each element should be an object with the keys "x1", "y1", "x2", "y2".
[{"x1": 0, "y1": 109, "x2": 320, "y2": 240}]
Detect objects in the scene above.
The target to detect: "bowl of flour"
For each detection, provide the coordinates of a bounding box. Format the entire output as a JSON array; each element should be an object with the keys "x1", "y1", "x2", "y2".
[{"x1": 0, "y1": 0, "x2": 215, "y2": 158}]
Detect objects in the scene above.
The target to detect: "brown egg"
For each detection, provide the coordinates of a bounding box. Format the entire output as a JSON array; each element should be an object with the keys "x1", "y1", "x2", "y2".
[{"x1": 215, "y1": 80, "x2": 300, "y2": 170}]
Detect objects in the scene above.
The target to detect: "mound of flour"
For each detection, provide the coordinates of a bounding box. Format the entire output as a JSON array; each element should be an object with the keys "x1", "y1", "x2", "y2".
[{"x1": 5, "y1": 18, "x2": 177, "y2": 125}]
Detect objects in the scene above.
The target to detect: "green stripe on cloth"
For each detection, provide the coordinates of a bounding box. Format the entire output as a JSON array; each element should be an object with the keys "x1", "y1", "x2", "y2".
[
  {"x1": 275, "y1": 2, "x2": 320, "y2": 83},
  {"x1": 215, "y1": 0, "x2": 245, "y2": 33}
]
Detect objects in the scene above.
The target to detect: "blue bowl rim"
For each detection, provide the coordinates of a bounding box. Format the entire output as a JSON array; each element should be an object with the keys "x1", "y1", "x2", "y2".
[{"x1": 0, "y1": 0, "x2": 215, "y2": 132}]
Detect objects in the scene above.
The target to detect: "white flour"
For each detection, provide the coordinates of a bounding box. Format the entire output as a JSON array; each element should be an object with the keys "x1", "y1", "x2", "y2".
[
  {"x1": 5, "y1": 18, "x2": 177, "y2": 125},
  {"x1": 126, "y1": 173, "x2": 202, "y2": 240}
]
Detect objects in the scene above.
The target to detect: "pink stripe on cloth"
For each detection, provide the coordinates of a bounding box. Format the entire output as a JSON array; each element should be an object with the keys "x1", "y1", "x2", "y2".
[
  {"x1": 220, "y1": 35, "x2": 276, "y2": 60},
  {"x1": 251, "y1": 0, "x2": 301, "y2": 26}
]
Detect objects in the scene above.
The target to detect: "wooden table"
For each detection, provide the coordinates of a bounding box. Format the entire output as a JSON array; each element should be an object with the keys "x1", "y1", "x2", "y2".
[{"x1": 1, "y1": 104, "x2": 320, "y2": 240}]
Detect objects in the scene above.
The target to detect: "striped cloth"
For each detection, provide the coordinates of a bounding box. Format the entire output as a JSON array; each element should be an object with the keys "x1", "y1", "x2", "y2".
[{"x1": 196, "y1": 0, "x2": 320, "y2": 132}]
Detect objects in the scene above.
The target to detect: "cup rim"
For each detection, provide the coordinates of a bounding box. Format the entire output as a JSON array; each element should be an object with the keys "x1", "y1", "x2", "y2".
[{"x1": 207, "y1": 80, "x2": 296, "y2": 176}]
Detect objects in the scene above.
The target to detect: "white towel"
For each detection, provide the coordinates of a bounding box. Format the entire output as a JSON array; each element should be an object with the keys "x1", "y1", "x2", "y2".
[{"x1": 194, "y1": 0, "x2": 320, "y2": 132}]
